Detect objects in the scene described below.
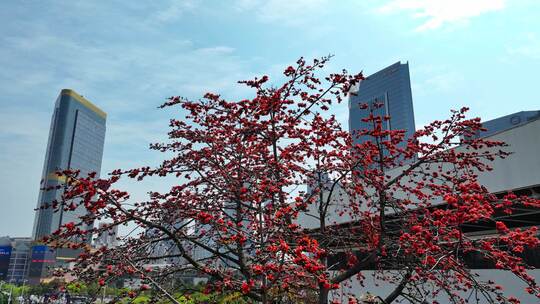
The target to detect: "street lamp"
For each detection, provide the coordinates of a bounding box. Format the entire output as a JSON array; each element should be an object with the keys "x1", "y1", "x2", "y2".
[
  {"x1": 20, "y1": 280, "x2": 27, "y2": 303},
  {"x1": 7, "y1": 280, "x2": 14, "y2": 304}
]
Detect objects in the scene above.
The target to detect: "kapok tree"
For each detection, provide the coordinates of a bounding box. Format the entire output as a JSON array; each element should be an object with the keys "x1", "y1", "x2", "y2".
[
  {"x1": 302, "y1": 103, "x2": 540, "y2": 304},
  {"x1": 43, "y1": 56, "x2": 539, "y2": 304}
]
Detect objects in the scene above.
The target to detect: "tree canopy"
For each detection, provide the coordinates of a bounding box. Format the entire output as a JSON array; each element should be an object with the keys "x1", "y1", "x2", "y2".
[{"x1": 43, "y1": 57, "x2": 540, "y2": 304}]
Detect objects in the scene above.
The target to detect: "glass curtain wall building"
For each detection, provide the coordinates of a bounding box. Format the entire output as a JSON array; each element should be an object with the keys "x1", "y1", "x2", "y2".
[
  {"x1": 6, "y1": 237, "x2": 32, "y2": 284},
  {"x1": 31, "y1": 89, "x2": 106, "y2": 247},
  {"x1": 348, "y1": 62, "x2": 416, "y2": 152}
]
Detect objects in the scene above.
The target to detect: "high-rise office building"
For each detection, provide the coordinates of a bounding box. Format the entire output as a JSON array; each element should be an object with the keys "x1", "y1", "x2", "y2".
[
  {"x1": 348, "y1": 62, "x2": 416, "y2": 149},
  {"x1": 32, "y1": 89, "x2": 106, "y2": 241},
  {"x1": 30, "y1": 90, "x2": 106, "y2": 282}
]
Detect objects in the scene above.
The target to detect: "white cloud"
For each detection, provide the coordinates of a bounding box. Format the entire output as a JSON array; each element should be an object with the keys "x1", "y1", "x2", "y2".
[
  {"x1": 411, "y1": 65, "x2": 465, "y2": 97},
  {"x1": 422, "y1": 71, "x2": 464, "y2": 92},
  {"x1": 234, "y1": 0, "x2": 330, "y2": 25},
  {"x1": 152, "y1": 0, "x2": 198, "y2": 23},
  {"x1": 507, "y1": 33, "x2": 540, "y2": 60},
  {"x1": 195, "y1": 46, "x2": 236, "y2": 55},
  {"x1": 378, "y1": 0, "x2": 506, "y2": 31}
]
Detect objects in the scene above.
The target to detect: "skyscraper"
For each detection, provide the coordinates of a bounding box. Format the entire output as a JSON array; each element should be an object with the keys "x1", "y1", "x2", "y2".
[
  {"x1": 29, "y1": 89, "x2": 106, "y2": 282},
  {"x1": 348, "y1": 62, "x2": 416, "y2": 149},
  {"x1": 32, "y1": 89, "x2": 106, "y2": 241}
]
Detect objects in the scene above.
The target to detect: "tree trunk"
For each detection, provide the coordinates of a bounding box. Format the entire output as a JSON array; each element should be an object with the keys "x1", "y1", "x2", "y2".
[{"x1": 318, "y1": 285, "x2": 329, "y2": 304}]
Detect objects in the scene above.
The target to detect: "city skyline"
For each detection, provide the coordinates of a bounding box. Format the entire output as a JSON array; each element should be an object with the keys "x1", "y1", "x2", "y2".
[{"x1": 1, "y1": 1, "x2": 540, "y2": 237}]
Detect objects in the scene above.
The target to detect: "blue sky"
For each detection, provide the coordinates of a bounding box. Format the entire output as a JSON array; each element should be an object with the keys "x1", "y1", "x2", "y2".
[{"x1": 1, "y1": 0, "x2": 539, "y2": 236}]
